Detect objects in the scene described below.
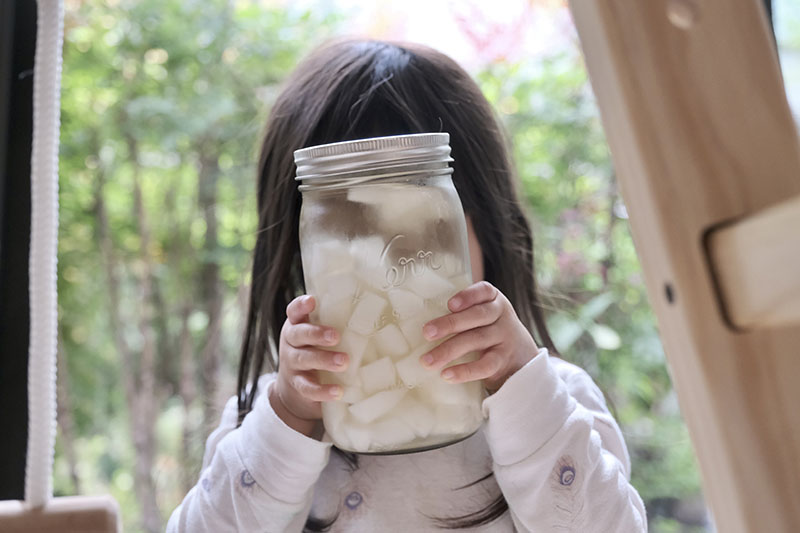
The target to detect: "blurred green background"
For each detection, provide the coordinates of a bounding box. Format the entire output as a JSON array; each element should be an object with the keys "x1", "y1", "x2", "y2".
[{"x1": 55, "y1": 0, "x2": 800, "y2": 531}]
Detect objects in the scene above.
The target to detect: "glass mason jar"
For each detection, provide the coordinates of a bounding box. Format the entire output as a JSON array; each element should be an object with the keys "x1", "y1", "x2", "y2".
[{"x1": 295, "y1": 133, "x2": 484, "y2": 454}]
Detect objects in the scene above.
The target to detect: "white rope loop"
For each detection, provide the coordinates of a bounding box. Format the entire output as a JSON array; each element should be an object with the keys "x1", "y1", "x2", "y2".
[{"x1": 26, "y1": 0, "x2": 64, "y2": 506}]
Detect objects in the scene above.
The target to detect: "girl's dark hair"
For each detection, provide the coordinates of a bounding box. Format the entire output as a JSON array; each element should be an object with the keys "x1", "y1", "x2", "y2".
[{"x1": 236, "y1": 39, "x2": 558, "y2": 530}]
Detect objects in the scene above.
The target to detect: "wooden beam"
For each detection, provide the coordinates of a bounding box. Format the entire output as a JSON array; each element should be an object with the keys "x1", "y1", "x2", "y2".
[
  {"x1": 0, "y1": 496, "x2": 120, "y2": 533},
  {"x1": 707, "y1": 195, "x2": 800, "y2": 329},
  {"x1": 568, "y1": 0, "x2": 800, "y2": 532}
]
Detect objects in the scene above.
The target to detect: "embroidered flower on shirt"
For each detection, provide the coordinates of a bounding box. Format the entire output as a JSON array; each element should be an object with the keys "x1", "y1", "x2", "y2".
[
  {"x1": 240, "y1": 469, "x2": 256, "y2": 488},
  {"x1": 551, "y1": 455, "x2": 578, "y2": 491},
  {"x1": 559, "y1": 465, "x2": 576, "y2": 486},
  {"x1": 345, "y1": 491, "x2": 363, "y2": 510},
  {"x1": 201, "y1": 478, "x2": 211, "y2": 492}
]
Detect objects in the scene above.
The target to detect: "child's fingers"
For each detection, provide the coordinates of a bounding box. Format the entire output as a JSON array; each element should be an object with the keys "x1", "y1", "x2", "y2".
[
  {"x1": 447, "y1": 281, "x2": 498, "y2": 313},
  {"x1": 423, "y1": 299, "x2": 503, "y2": 341},
  {"x1": 439, "y1": 348, "x2": 504, "y2": 384},
  {"x1": 286, "y1": 295, "x2": 315, "y2": 324},
  {"x1": 285, "y1": 322, "x2": 339, "y2": 348},
  {"x1": 420, "y1": 326, "x2": 501, "y2": 370},
  {"x1": 292, "y1": 371, "x2": 342, "y2": 401},
  {"x1": 290, "y1": 347, "x2": 349, "y2": 372}
]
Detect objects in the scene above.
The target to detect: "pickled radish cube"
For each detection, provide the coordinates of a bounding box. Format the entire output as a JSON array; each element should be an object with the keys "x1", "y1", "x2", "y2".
[
  {"x1": 348, "y1": 389, "x2": 406, "y2": 424},
  {"x1": 432, "y1": 404, "x2": 478, "y2": 435},
  {"x1": 424, "y1": 299, "x2": 451, "y2": 320},
  {"x1": 323, "y1": 373, "x2": 364, "y2": 402},
  {"x1": 371, "y1": 418, "x2": 416, "y2": 450},
  {"x1": 316, "y1": 293, "x2": 354, "y2": 331},
  {"x1": 310, "y1": 241, "x2": 355, "y2": 277},
  {"x1": 449, "y1": 272, "x2": 473, "y2": 291},
  {"x1": 396, "y1": 395, "x2": 436, "y2": 438},
  {"x1": 351, "y1": 236, "x2": 393, "y2": 292},
  {"x1": 336, "y1": 330, "x2": 369, "y2": 382},
  {"x1": 374, "y1": 324, "x2": 410, "y2": 359},
  {"x1": 398, "y1": 299, "x2": 442, "y2": 339},
  {"x1": 388, "y1": 289, "x2": 424, "y2": 320},
  {"x1": 395, "y1": 345, "x2": 436, "y2": 388},
  {"x1": 359, "y1": 357, "x2": 397, "y2": 395},
  {"x1": 349, "y1": 236, "x2": 387, "y2": 270},
  {"x1": 407, "y1": 269, "x2": 455, "y2": 299},
  {"x1": 322, "y1": 400, "x2": 348, "y2": 432},
  {"x1": 341, "y1": 385, "x2": 365, "y2": 404},
  {"x1": 347, "y1": 291, "x2": 387, "y2": 335},
  {"x1": 317, "y1": 272, "x2": 358, "y2": 304},
  {"x1": 314, "y1": 272, "x2": 358, "y2": 329},
  {"x1": 357, "y1": 266, "x2": 391, "y2": 294},
  {"x1": 398, "y1": 317, "x2": 426, "y2": 347},
  {"x1": 439, "y1": 253, "x2": 466, "y2": 277},
  {"x1": 346, "y1": 184, "x2": 389, "y2": 206},
  {"x1": 328, "y1": 430, "x2": 352, "y2": 451},
  {"x1": 419, "y1": 378, "x2": 476, "y2": 407},
  {"x1": 316, "y1": 301, "x2": 352, "y2": 331},
  {"x1": 349, "y1": 185, "x2": 440, "y2": 235},
  {"x1": 343, "y1": 420, "x2": 373, "y2": 451},
  {"x1": 361, "y1": 341, "x2": 381, "y2": 366}
]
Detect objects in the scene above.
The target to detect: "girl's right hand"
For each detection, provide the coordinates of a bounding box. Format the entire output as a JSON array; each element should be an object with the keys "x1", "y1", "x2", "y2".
[{"x1": 269, "y1": 295, "x2": 349, "y2": 437}]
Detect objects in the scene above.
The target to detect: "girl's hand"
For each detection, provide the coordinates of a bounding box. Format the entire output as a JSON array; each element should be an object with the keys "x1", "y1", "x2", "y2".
[
  {"x1": 270, "y1": 295, "x2": 349, "y2": 437},
  {"x1": 420, "y1": 281, "x2": 539, "y2": 394}
]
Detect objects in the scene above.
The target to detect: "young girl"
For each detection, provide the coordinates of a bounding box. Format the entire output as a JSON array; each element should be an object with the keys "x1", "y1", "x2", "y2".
[{"x1": 168, "y1": 40, "x2": 647, "y2": 532}]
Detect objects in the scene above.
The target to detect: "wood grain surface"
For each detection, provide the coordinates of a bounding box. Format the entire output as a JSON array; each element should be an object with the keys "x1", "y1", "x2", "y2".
[{"x1": 568, "y1": 0, "x2": 800, "y2": 531}]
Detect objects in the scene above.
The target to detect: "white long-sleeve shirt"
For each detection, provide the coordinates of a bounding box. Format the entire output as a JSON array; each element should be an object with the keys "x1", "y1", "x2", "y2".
[{"x1": 167, "y1": 348, "x2": 647, "y2": 532}]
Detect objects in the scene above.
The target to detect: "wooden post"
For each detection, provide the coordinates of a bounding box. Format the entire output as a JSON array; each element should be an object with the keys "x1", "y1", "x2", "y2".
[{"x1": 568, "y1": 0, "x2": 800, "y2": 532}]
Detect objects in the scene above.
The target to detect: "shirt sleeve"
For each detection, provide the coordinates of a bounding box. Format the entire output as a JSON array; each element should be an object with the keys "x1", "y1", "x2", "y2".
[
  {"x1": 482, "y1": 348, "x2": 648, "y2": 533},
  {"x1": 166, "y1": 377, "x2": 332, "y2": 533}
]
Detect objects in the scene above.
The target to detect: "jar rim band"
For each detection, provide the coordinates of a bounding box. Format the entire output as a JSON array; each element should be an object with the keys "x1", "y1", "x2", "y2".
[{"x1": 294, "y1": 133, "x2": 452, "y2": 185}]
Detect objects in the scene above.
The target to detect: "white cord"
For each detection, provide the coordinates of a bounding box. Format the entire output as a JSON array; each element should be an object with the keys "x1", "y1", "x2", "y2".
[{"x1": 26, "y1": 0, "x2": 64, "y2": 506}]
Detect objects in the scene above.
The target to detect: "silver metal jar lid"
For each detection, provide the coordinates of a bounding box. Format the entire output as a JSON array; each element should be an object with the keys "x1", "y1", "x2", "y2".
[{"x1": 294, "y1": 133, "x2": 453, "y2": 190}]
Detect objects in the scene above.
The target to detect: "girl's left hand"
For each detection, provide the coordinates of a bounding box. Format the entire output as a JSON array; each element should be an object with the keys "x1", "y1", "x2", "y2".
[{"x1": 420, "y1": 281, "x2": 539, "y2": 394}]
